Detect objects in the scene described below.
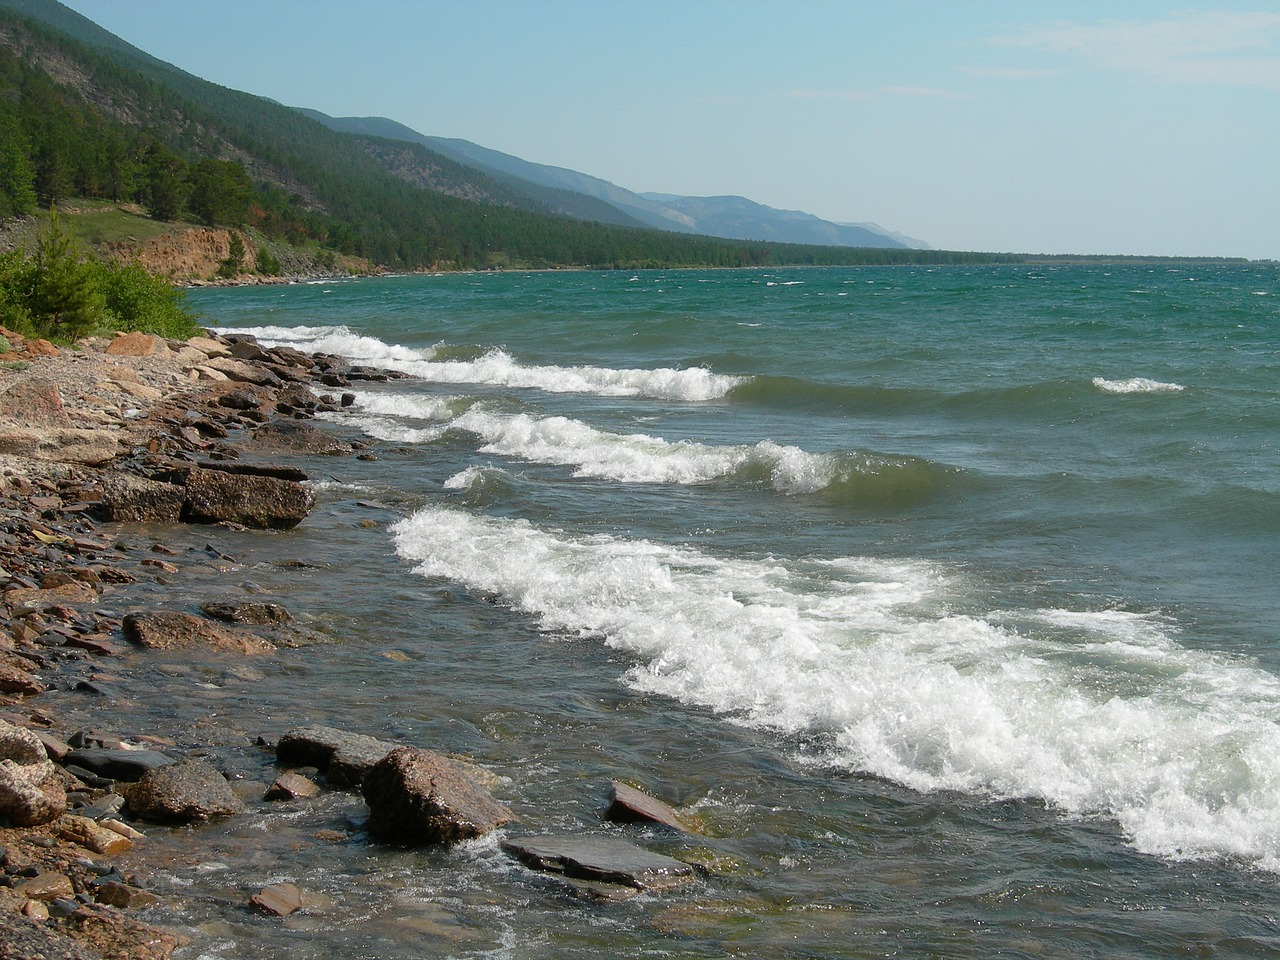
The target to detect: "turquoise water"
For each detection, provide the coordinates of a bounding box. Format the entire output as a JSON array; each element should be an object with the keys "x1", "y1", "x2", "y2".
[{"x1": 168, "y1": 262, "x2": 1280, "y2": 957}]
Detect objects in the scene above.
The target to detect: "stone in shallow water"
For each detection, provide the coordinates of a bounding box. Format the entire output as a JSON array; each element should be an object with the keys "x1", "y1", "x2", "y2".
[
  {"x1": 604, "y1": 780, "x2": 691, "y2": 832},
  {"x1": 362, "y1": 746, "x2": 514, "y2": 846},
  {"x1": 502, "y1": 834, "x2": 695, "y2": 892},
  {"x1": 122, "y1": 757, "x2": 246, "y2": 823},
  {"x1": 275, "y1": 724, "x2": 397, "y2": 788}
]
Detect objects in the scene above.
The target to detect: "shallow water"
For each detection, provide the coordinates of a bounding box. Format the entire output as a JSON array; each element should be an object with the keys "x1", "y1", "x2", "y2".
[{"x1": 78, "y1": 262, "x2": 1280, "y2": 957}]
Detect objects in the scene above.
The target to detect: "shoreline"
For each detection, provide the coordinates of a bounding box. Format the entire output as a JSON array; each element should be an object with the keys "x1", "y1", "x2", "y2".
[
  {"x1": 0, "y1": 325, "x2": 425, "y2": 956},
  {"x1": 1, "y1": 322, "x2": 701, "y2": 957}
]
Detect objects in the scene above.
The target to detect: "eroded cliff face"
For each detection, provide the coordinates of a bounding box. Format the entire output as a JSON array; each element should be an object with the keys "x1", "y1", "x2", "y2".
[{"x1": 105, "y1": 228, "x2": 251, "y2": 281}]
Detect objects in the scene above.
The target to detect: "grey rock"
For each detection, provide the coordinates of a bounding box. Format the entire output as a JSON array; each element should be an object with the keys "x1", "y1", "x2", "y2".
[
  {"x1": 123, "y1": 757, "x2": 246, "y2": 823},
  {"x1": 362, "y1": 746, "x2": 514, "y2": 846},
  {"x1": 97, "y1": 473, "x2": 185, "y2": 524},
  {"x1": 63, "y1": 748, "x2": 174, "y2": 782},
  {"x1": 276, "y1": 725, "x2": 397, "y2": 788},
  {"x1": 502, "y1": 834, "x2": 695, "y2": 891}
]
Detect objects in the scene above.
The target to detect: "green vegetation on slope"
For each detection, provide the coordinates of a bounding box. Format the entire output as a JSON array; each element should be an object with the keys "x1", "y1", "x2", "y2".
[
  {"x1": 0, "y1": 0, "x2": 1023, "y2": 272},
  {"x1": 0, "y1": 211, "x2": 199, "y2": 341}
]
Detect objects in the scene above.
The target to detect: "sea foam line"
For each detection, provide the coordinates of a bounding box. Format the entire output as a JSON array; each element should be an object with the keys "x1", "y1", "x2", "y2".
[
  {"x1": 337, "y1": 390, "x2": 920, "y2": 496},
  {"x1": 393, "y1": 506, "x2": 1280, "y2": 871},
  {"x1": 230, "y1": 324, "x2": 745, "y2": 401}
]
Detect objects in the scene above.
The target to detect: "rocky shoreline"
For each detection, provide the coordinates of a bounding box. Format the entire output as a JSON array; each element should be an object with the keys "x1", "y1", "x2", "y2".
[{"x1": 0, "y1": 325, "x2": 703, "y2": 958}]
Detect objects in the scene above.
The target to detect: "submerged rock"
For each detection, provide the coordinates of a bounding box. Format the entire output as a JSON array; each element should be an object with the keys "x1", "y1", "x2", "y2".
[
  {"x1": 362, "y1": 746, "x2": 514, "y2": 846},
  {"x1": 502, "y1": 834, "x2": 695, "y2": 892},
  {"x1": 123, "y1": 611, "x2": 275, "y2": 655}
]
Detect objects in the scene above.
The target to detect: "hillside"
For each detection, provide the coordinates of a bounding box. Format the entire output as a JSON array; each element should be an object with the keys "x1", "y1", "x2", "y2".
[
  {"x1": 0, "y1": 0, "x2": 1014, "y2": 274},
  {"x1": 303, "y1": 111, "x2": 922, "y2": 250}
]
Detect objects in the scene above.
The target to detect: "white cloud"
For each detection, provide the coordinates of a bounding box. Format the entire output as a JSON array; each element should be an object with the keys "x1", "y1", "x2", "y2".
[{"x1": 989, "y1": 10, "x2": 1280, "y2": 89}]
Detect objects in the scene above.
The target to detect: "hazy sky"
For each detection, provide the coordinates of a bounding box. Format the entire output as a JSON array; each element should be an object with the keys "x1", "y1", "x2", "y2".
[{"x1": 58, "y1": 0, "x2": 1280, "y2": 259}]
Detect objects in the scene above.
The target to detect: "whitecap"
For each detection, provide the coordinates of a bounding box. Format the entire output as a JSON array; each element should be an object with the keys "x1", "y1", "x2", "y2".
[
  {"x1": 1092, "y1": 376, "x2": 1185, "y2": 394},
  {"x1": 393, "y1": 507, "x2": 1280, "y2": 871}
]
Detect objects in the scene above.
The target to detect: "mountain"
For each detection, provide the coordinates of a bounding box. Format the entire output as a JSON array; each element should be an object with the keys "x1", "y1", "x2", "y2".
[
  {"x1": 301, "y1": 113, "x2": 925, "y2": 250},
  {"x1": 1, "y1": 0, "x2": 1004, "y2": 273}
]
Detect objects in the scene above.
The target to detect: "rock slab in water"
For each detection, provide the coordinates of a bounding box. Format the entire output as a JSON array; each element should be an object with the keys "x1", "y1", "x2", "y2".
[
  {"x1": 122, "y1": 757, "x2": 246, "y2": 823},
  {"x1": 123, "y1": 611, "x2": 275, "y2": 655},
  {"x1": 502, "y1": 834, "x2": 695, "y2": 892},
  {"x1": 181, "y1": 466, "x2": 314, "y2": 529},
  {"x1": 248, "y1": 882, "x2": 304, "y2": 916},
  {"x1": 362, "y1": 746, "x2": 514, "y2": 846},
  {"x1": 275, "y1": 725, "x2": 398, "y2": 787},
  {"x1": 605, "y1": 780, "x2": 691, "y2": 832}
]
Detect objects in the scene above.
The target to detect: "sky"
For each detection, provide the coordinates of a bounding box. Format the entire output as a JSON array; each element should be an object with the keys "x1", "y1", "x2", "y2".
[{"x1": 57, "y1": 0, "x2": 1280, "y2": 260}]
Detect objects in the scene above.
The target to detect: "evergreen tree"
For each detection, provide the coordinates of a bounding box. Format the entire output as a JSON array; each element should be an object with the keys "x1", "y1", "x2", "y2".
[
  {"x1": 0, "y1": 115, "x2": 37, "y2": 218},
  {"x1": 27, "y1": 209, "x2": 105, "y2": 340}
]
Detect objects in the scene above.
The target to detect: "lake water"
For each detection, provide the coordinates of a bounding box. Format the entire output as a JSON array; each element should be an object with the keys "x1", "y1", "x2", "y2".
[{"x1": 116, "y1": 262, "x2": 1280, "y2": 958}]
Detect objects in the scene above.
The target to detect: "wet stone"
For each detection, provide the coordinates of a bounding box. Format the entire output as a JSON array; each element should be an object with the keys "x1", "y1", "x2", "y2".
[
  {"x1": 122, "y1": 757, "x2": 246, "y2": 823},
  {"x1": 63, "y1": 747, "x2": 174, "y2": 782},
  {"x1": 502, "y1": 835, "x2": 695, "y2": 892},
  {"x1": 605, "y1": 780, "x2": 692, "y2": 832}
]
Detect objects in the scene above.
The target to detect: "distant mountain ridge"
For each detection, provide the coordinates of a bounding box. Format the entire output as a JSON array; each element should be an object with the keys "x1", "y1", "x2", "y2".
[{"x1": 299, "y1": 110, "x2": 926, "y2": 250}]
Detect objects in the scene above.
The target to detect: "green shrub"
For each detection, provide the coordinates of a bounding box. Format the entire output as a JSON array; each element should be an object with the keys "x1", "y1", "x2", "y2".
[
  {"x1": 0, "y1": 212, "x2": 199, "y2": 342},
  {"x1": 96, "y1": 259, "x2": 200, "y2": 339}
]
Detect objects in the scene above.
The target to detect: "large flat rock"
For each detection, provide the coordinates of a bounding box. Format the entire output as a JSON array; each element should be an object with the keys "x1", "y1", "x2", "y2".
[{"x1": 502, "y1": 834, "x2": 695, "y2": 892}]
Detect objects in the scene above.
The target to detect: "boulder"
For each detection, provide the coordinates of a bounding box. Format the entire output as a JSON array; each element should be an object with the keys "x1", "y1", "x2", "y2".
[
  {"x1": 106, "y1": 331, "x2": 169, "y2": 357},
  {"x1": 502, "y1": 834, "x2": 695, "y2": 892},
  {"x1": 0, "y1": 719, "x2": 67, "y2": 826},
  {"x1": 362, "y1": 746, "x2": 514, "y2": 846},
  {"x1": 604, "y1": 780, "x2": 691, "y2": 832},
  {"x1": 0, "y1": 377, "x2": 72, "y2": 426},
  {"x1": 276, "y1": 725, "x2": 397, "y2": 788},
  {"x1": 253, "y1": 419, "x2": 346, "y2": 454},
  {"x1": 0, "y1": 662, "x2": 46, "y2": 696},
  {"x1": 97, "y1": 472, "x2": 186, "y2": 523},
  {"x1": 181, "y1": 466, "x2": 314, "y2": 529},
  {"x1": 0, "y1": 426, "x2": 120, "y2": 466},
  {"x1": 122, "y1": 757, "x2": 246, "y2": 823},
  {"x1": 202, "y1": 355, "x2": 281, "y2": 387},
  {"x1": 186, "y1": 335, "x2": 231, "y2": 358},
  {"x1": 4, "y1": 581, "x2": 98, "y2": 615},
  {"x1": 122, "y1": 611, "x2": 275, "y2": 655},
  {"x1": 200, "y1": 598, "x2": 292, "y2": 625}
]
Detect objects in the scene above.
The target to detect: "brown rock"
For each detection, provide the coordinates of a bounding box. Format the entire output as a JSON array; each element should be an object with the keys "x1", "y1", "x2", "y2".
[
  {"x1": 5, "y1": 581, "x2": 99, "y2": 615},
  {"x1": 106, "y1": 331, "x2": 169, "y2": 357},
  {"x1": 122, "y1": 757, "x2": 246, "y2": 823},
  {"x1": 253, "y1": 419, "x2": 346, "y2": 454},
  {"x1": 201, "y1": 598, "x2": 292, "y2": 625},
  {"x1": 95, "y1": 880, "x2": 161, "y2": 910},
  {"x1": 59, "y1": 814, "x2": 134, "y2": 855},
  {"x1": 122, "y1": 611, "x2": 274, "y2": 655},
  {"x1": 0, "y1": 662, "x2": 46, "y2": 696},
  {"x1": 264, "y1": 772, "x2": 319, "y2": 801},
  {"x1": 14, "y1": 870, "x2": 75, "y2": 901},
  {"x1": 24, "y1": 338, "x2": 59, "y2": 357},
  {"x1": 362, "y1": 746, "x2": 514, "y2": 846},
  {"x1": 1, "y1": 718, "x2": 67, "y2": 825},
  {"x1": 182, "y1": 466, "x2": 314, "y2": 529},
  {"x1": 0, "y1": 377, "x2": 72, "y2": 426},
  {"x1": 605, "y1": 781, "x2": 691, "y2": 832},
  {"x1": 248, "y1": 881, "x2": 304, "y2": 916}
]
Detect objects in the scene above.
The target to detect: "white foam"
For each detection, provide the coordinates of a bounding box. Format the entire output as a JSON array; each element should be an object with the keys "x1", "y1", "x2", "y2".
[
  {"x1": 229, "y1": 325, "x2": 744, "y2": 401},
  {"x1": 1092, "y1": 376, "x2": 1186, "y2": 394},
  {"x1": 393, "y1": 506, "x2": 1280, "y2": 870}
]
